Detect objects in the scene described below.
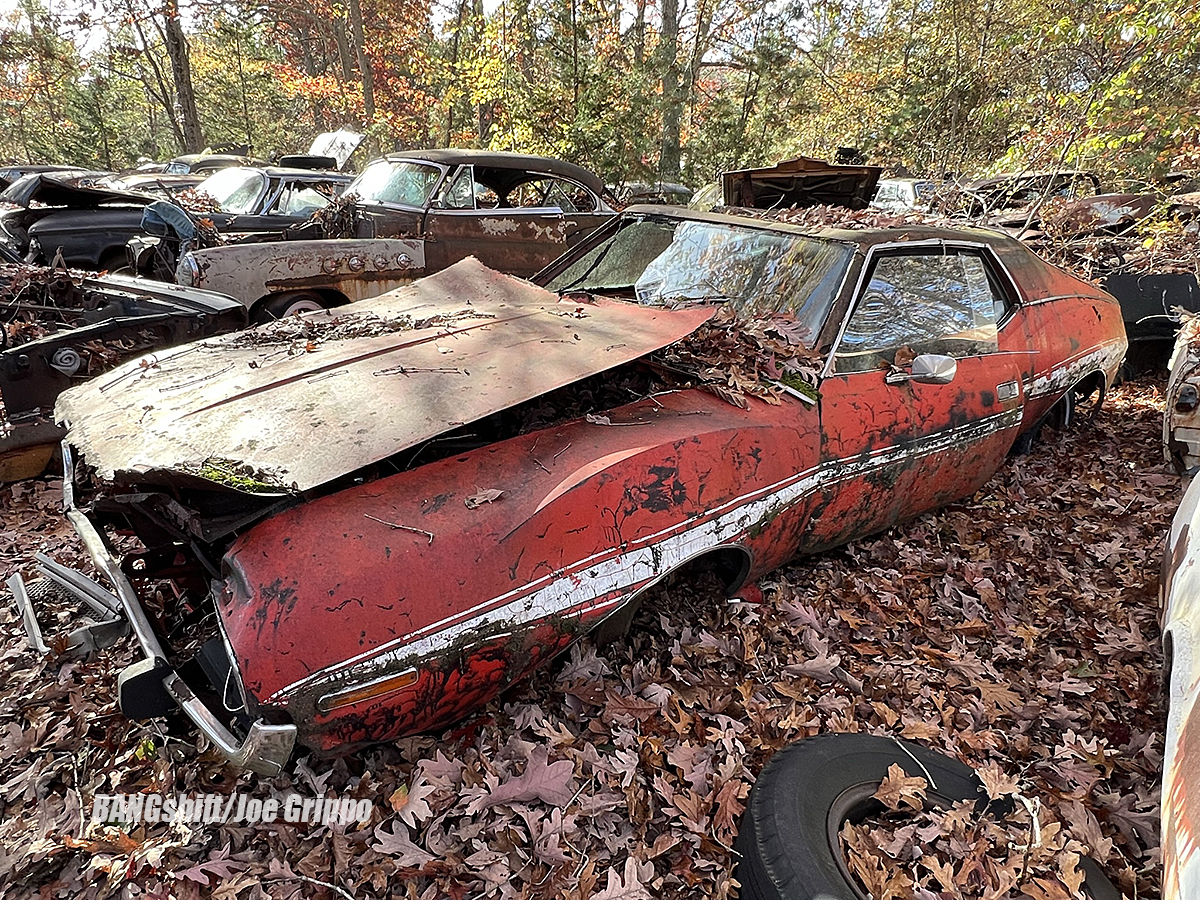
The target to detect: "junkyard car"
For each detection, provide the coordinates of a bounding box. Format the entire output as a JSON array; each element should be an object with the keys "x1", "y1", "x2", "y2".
[
  {"x1": 1160, "y1": 461, "x2": 1200, "y2": 897},
  {"x1": 0, "y1": 174, "x2": 160, "y2": 270},
  {"x1": 162, "y1": 152, "x2": 265, "y2": 176},
  {"x1": 125, "y1": 164, "x2": 354, "y2": 280},
  {"x1": 610, "y1": 181, "x2": 693, "y2": 206},
  {"x1": 0, "y1": 164, "x2": 352, "y2": 274},
  {"x1": 720, "y1": 155, "x2": 881, "y2": 210},
  {"x1": 173, "y1": 149, "x2": 617, "y2": 320},
  {"x1": 16, "y1": 208, "x2": 1126, "y2": 773},
  {"x1": 870, "y1": 177, "x2": 938, "y2": 212},
  {"x1": 948, "y1": 170, "x2": 1103, "y2": 232},
  {"x1": 1163, "y1": 317, "x2": 1200, "y2": 474},
  {"x1": 0, "y1": 271, "x2": 246, "y2": 482}
]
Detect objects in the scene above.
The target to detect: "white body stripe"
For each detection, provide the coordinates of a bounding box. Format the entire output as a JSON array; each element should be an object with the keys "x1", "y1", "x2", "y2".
[{"x1": 1023, "y1": 341, "x2": 1124, "y2": 399}]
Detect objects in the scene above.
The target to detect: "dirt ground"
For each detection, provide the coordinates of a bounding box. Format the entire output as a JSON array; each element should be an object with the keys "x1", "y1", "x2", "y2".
[{"x1": 0, "y1": 379, "x2": 1175, "y2": 899}]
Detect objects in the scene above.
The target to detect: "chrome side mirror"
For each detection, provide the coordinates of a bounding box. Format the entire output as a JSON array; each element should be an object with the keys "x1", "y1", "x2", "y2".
[{"x1": 885, "y1": 353, "x2": 958, "y2": 385}]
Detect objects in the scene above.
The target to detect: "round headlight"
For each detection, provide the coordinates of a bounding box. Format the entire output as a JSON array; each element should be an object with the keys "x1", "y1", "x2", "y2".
[{"x1": 177, "y1": 251, "x2": 201, "y2": 286}]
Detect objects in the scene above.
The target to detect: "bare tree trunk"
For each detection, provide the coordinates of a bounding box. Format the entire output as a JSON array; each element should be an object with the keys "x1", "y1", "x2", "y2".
[
  {"x1": 346, "y1": 0, "x2": 376, "y2": 122},
  {"x1": 570, "y1": 0, "x2": 579, "y2": 107},
  {"x1": 333, "y1": 20, "x2": 355, "y2": 81},
  {"x1": 445, "y1": 0, "x2": 471, "y2": 144},
  {"x1": 125, "y1": 0, "x2": 186, "y2": 150},
  {"x1": 162, "y1": 0, "x2": 205, "y2": 151},
  {"x1": 658, "y1": 0, "x2": 682, "y2": 180},
  {"x1": 633, "y1": 0, "x2": 646, "y2": 64}
]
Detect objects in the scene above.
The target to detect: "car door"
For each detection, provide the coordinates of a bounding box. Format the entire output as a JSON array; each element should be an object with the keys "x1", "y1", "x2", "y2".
[
  {"x1": 807, "y1": 242, "x2": 1025, "y2": 550},
  {"x1": 422, "y1": 167, "x2": 569, "y2": 276}
]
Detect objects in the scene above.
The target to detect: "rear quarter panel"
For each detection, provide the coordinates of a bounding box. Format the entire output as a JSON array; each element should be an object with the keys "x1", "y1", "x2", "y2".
[{"x1": 992, "y1": 242, "x2": 1126, "y2": 427}]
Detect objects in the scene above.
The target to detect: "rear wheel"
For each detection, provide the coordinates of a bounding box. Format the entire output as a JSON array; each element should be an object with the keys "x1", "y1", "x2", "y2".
[{"x1": 251, "y1": 291, "x2": 327, "y2": 324}]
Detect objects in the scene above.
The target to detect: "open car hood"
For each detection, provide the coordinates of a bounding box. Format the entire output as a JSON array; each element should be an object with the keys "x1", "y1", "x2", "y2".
[
  {"x1": 57, "y1": 258, "x2": 715, "y2": 492},
  {"x1": 721, "y1": 156, "x2": 882, "y2": 210},
  {"x1": 0, "y1": 173, "x2": 153, "y2": 209},
  {"x1": 307, "y1": 130, "x2": 365, "y2": 169}
]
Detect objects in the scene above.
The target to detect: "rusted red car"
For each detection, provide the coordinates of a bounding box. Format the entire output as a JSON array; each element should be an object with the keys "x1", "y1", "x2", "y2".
[{"x1": 16, "y1": 208, "x2": 1126, "y2": 773}]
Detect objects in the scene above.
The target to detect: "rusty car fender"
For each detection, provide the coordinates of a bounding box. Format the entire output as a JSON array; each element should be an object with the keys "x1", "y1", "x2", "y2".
[
  {"x1": 216, "y1": 389, "x2": 821, "y2": 752},
  {"x1": 180, "y1": 238, "x2": 427, "y2": 312},
  {"x1": 1162, "y1": 473, "x2": 1200, "y2": 897},
  {"x1": 1167, "y1": 316, "x2": 1200, "y2": 473}
]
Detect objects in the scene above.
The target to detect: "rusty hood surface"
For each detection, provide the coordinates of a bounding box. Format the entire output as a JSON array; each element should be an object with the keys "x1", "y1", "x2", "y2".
[{"x1": 56, "y1": 257, "x2": 715, "y2": 492}]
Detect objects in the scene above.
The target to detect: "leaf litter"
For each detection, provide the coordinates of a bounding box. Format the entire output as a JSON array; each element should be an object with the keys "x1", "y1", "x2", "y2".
[{"x1": 0, "y1": 379, "x2": 1174, "y2": 898}]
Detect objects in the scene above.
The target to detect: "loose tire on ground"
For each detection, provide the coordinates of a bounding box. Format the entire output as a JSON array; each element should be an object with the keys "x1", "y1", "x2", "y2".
[{"x1": 733, "y1": 733, "x2": 1120, "y2": 900}]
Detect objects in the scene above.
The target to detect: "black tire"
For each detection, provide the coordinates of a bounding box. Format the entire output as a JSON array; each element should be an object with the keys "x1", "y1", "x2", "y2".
[
  {"x1": 97, "y1": 249, "x2": 127, "y2": 274},
  {"x1": 734, "y1": 733, "x2": 1120, "y2": 900},
  {"x1": 251, "y1": 290, "x2": 328, "y2": 324},
  {"x1": 1010, "y1": 386, "x2": 1079, "y2": 456}
]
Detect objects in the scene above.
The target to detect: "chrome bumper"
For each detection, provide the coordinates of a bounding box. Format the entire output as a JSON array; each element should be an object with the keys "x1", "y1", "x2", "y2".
[{"x1": 50, "y1": 442, "x2": 296, "y2": 775}]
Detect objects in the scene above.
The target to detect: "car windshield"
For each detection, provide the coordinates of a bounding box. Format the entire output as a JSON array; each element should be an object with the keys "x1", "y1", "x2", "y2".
[
  {"x1": 350, "y1": 159, "x2": 444, "y2": 207},
  {"x1": 546, "y1": 216, "x2": 853, "y2": 348},
  {"x1": 198, "y1": 168, "x2": 267, "y2": 214}
]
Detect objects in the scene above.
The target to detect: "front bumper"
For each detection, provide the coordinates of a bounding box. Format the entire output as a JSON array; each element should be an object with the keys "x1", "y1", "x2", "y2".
[{"x1": 13, "y1": 442, "x2": 296, "y2": 775}]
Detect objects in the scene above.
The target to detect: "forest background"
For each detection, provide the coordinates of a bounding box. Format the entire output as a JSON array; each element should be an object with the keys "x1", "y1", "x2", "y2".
[{"x1": 1, "y1": 0, "x2": 1199, "y2": 190}]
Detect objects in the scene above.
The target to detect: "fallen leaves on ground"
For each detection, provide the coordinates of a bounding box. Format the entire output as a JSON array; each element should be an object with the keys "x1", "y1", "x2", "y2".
[{"x1": 0, "y1": 380, "x2": 1173, "y2": 898}]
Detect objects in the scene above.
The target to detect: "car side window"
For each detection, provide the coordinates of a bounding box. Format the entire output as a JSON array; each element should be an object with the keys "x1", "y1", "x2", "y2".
[
  {"x1": 439, "y1": 167, "x2": 476, "y2": 210},
  {"x1": 507, "y1": 176, "x2": 596, "y2": 213},
  {"x1": 270, "y1": 184, "x2": 334, "y2": 216},
  {"x1": 833, "y1": 249, "x2": 1002, "y2": 374}
]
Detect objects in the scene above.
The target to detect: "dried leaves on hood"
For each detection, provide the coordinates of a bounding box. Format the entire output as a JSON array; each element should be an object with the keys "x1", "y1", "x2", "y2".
[{"x1": 0, "y1": 380, "x2": 1173, "y2": 899}]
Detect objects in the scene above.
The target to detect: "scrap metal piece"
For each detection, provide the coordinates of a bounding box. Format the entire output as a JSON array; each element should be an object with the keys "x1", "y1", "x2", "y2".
[
  {"x1": 35, "y1": 552, "x2": 122, "y2": 619},
  {"x1": 8, "y1": 573, "x2": 50, "y2": 654},
  {"x1": 63, "y1": 618, "x2": 129, "y2": 660}
]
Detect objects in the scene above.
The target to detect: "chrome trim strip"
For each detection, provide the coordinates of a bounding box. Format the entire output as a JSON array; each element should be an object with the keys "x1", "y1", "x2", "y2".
[
  {"x1": 8, "y1": 573, "x2": 49, "y2": 654},
  {"x1": 273, "y1": 408, "x2": 1023, "y2": 701}
]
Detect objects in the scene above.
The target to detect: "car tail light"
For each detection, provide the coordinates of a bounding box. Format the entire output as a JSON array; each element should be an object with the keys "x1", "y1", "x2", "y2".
[
  {"x1": 317, "y1": 668, "x2": 419, "y2": 713},
  {"x1": 1177, "y1": 383, "x2": 1199, "y2": 412}
]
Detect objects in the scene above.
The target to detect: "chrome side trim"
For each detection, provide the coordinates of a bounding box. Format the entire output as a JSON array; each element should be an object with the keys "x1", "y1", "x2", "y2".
[{"x1": 8, "y1": 573, "x2": 49, "y2": 654}]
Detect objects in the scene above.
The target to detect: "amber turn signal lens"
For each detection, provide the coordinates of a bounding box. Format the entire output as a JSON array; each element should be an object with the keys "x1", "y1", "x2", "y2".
[{"x1": 317, "y1": 669, "x2": 419, "y2": 713}]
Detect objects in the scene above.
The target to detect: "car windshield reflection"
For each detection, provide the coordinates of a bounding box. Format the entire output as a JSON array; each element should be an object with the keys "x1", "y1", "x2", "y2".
[
  {"x1": 547, "y1": 217, "x2": 853, "y2": 348},
  {"x1": 351, "y1": 160, "x2": 444, "y2": 208},
  {"x1": 199, "y1": 168, "x2": 268, "y2": 214}
]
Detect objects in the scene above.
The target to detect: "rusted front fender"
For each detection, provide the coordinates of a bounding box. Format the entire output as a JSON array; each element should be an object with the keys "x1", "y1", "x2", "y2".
[
  {"x1": 183, "y1": 238, "x2": 427, "y2": 309},
  {"x1": 217, "y1": 389, "x2": 820, "y2": 752}
]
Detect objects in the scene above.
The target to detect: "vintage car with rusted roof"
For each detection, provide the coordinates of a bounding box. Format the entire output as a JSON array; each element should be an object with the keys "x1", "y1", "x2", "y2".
[
  {"x1": 12, "y1": 207, "x2": 1126, "y2": 773},
  {"x1": 173, "y1": 149, "x2": 617, "y2": 321}
]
